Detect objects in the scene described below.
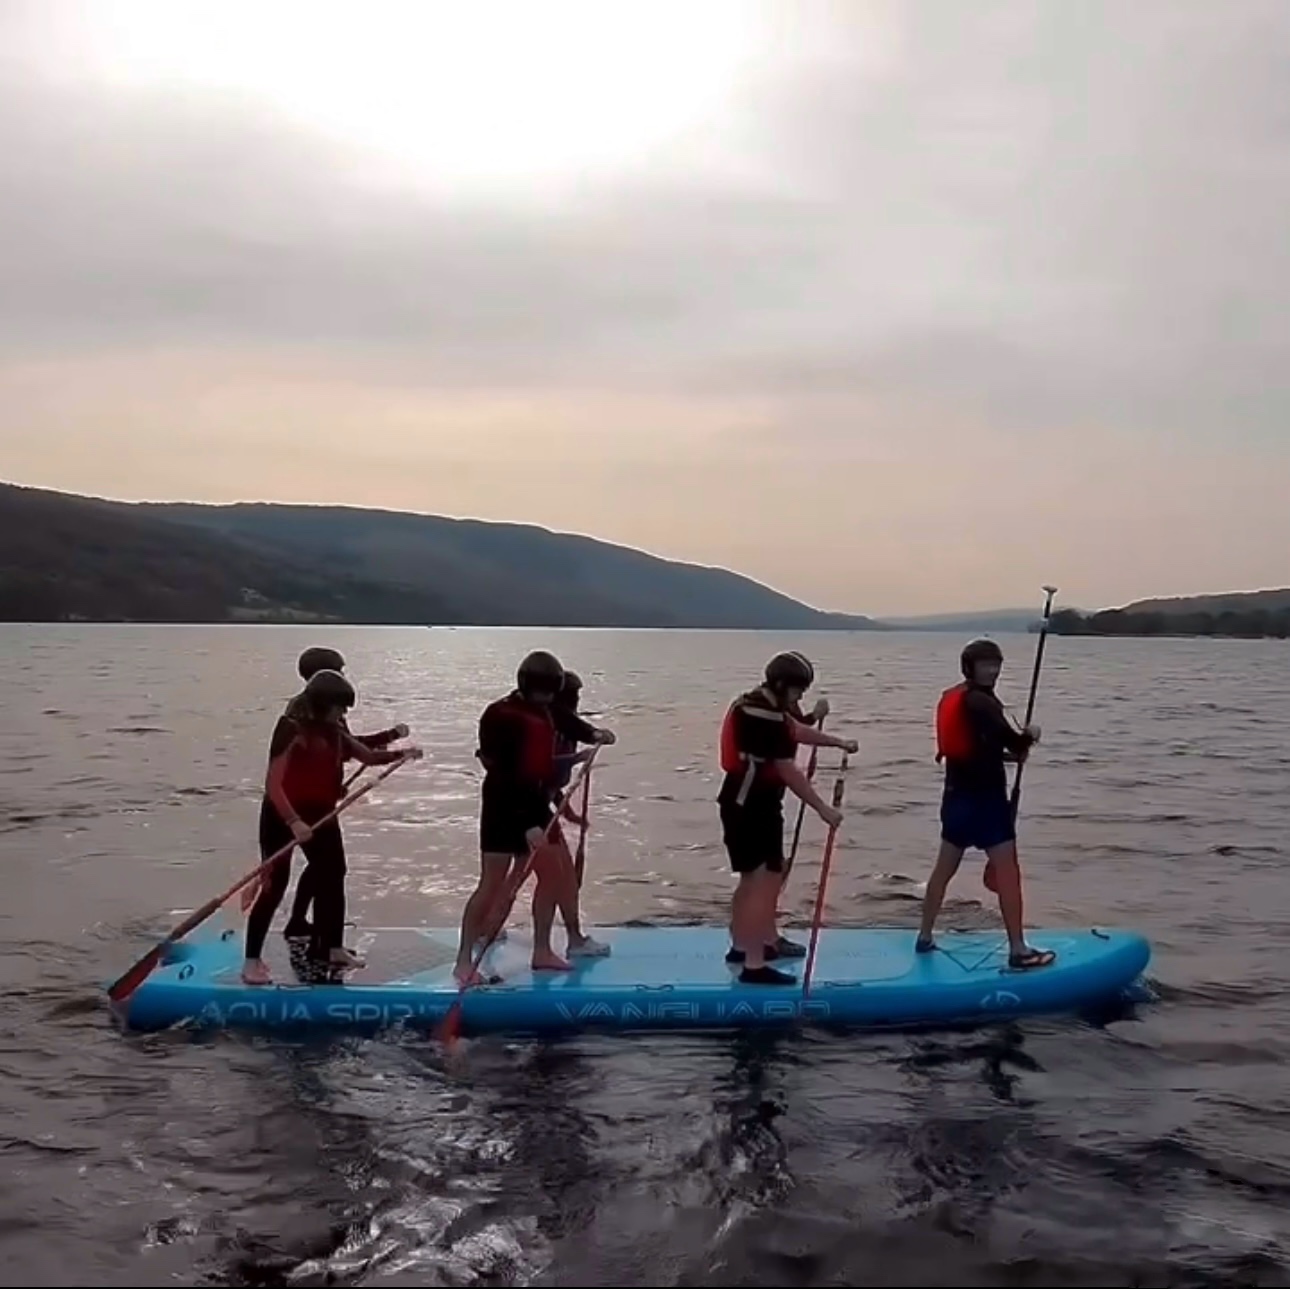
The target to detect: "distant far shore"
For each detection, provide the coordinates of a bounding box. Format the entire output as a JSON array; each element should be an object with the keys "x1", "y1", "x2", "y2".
[{"x1": 1048, "y1": 605, "x2": 1288, "y2": 641}]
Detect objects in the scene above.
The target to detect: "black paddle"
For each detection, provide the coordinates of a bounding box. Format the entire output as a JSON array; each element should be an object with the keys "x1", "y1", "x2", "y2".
[
  {"x1": 1010, "y1": 584, "x2": 1058, "y2": 823},
  {"x1": 982, "y1": 586, "x2": 1056, "y2": 894}
]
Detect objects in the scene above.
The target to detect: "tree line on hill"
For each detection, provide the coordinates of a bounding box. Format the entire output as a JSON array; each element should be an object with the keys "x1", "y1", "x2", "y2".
[{"x1": 1048, "y1": 606, "x2": 1289, "y2": 640}]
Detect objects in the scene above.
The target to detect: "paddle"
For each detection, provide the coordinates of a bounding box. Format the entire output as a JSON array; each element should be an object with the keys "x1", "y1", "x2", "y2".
[
  {"x1": 107, "y1": 753, "x2": 414, "y2": 1005},
  {"x1": 783, "y1": 714, "x2": 825, "y2": 882},
  {"x1": 801, "y1": 753, "x2": 849, "y2": 1002},
  {"x1": 437, "y1": 744, "x2": 603, "y2": 1046},
  {"x1": 984, "y1": 585, "x2": 1058, "y2": 893},
  {"x1": 573, "y1": 762, "x2": 592, "y2": 889}
]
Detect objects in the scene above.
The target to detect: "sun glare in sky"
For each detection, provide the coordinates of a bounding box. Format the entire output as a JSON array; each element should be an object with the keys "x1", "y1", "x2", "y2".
[{"x1": 70, "y1": 0, "x2": 767, "y2": 190}]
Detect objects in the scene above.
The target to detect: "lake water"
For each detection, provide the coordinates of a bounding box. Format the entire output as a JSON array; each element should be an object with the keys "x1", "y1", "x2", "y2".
[{"x1": 2, "y1": 624, "x2": 1289, "y2": 1287}]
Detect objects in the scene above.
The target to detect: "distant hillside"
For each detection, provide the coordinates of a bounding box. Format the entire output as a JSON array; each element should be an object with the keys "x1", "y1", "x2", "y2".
[
  {"x1": 141, "y1": 500, "x2": 877, "y2": 630},
  {"x1": 879, "y1": 608, "x2": 1041, "y2": 633},
  {"x1": 1122, "y1": 588, "x2": 1290, "y2": 616},
  {"x1": 1050, "y1": 587, "x2": 1290, "y2": 640},
  {"x1": 0, "y1": 482, "x2": 451, "y2": 624},
  {"x1": 0, "y1": 482, "x2": 879, "y2": 628}
]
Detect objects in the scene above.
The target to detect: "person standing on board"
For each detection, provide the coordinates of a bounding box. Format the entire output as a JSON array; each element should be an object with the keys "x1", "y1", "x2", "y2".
[
  {"x1": 243, "y1": 669, "x2": 421, "y2": 986},
  {"x1": 718, "y1": 651, "x2": 858, "y2": 985},
  {"x1": 474, "y1": 667, "x2": 612, "y2": 960},
  {"x1": 280, "y1": 646, "x2": 409, "y2": 948},
  {"x1": 453, "y1": 650, "x2": 616, "y2": 986},
  {"x1": 915, "y1": 637, "x2": 1055, "y2": 970},
  {"x1": 729, "y1": 688, "x2": 830, "y2": 964}
]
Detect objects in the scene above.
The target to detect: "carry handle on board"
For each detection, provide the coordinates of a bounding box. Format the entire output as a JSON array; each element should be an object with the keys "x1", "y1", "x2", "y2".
[
  {"x1": 437, "y1": 743, "x2": 603, "y2": 1046},
  {"x1": 106, "y1": 753, "x2": 414, "y2": 1006}
]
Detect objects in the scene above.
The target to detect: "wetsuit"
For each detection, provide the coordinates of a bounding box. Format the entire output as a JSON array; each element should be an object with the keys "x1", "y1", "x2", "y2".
[
  {"x1": 939, "y1": 685, "x2": 1035, "y2": 851},
  {"x1": 283, "y1": 708, "x2": 403, "y2": 938},
  {"x1": 245, "y1": 714, "x2": 350, "y2": 965},
  {"x1": 717, "y1": 687, "x2": 798, "y2": 874},
  {"x1": 477, "y1": 691, "x2": 599, "y2": 856}
]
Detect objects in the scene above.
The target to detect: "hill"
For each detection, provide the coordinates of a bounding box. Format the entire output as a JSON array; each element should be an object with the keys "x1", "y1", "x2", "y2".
[
  {"x1": 1121, "y1": 588, "x2": 1290, "y2": 616},
  {"x1": 139, "y1": 500, "x2": 877, "y2": 630},
  {"x1": 0, "y1": 482, "x2": 454, "y2": 624},
  {"x1": 0, "y1": 483, "x2": 878, "y2": 628},
  {"x1": 1049, "y1": 587, "x2": 1290, "y2": 640}
]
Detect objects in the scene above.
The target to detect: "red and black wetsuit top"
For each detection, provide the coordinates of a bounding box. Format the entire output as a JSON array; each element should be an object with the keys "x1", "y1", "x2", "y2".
[
  {"x1": 267, "y1": 713, "x2": 346, "y2": 813},
  {"x1": 280, "y1": 694, "x2": 402, "y2": 799},
  {"x1": 935, "y1": 682, "x2": 1034, "y2": 797},
  {"x1": 717, "y1": 687, "x2": 798, "y2": 810},
  {"x1": 476, "y1": 690, "x2": 598, "y2": 815}
]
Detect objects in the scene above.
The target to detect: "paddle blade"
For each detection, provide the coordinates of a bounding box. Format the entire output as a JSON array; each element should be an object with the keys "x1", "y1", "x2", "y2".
[
  {"x1": 106, "y1": 945, "x2": 164, "y2": 1005},
  {"x1": 436, "y1": 999, "x2": 464, "y2": 1047}
]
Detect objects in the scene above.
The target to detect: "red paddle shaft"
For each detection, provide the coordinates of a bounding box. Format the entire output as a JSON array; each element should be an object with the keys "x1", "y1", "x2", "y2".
[{"x1": 802, "y1": 753, "x2": 849, "y2": 1001}]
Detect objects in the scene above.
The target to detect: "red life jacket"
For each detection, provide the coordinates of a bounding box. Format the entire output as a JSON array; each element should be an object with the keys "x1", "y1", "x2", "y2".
[
  {"x1": 281, "y1": 722, "x2": 345, "y2": 809},
  {"x1": 719, "y1": 689, "x2": 795, "y2": 804},
  {"x1": 934, "y1": 682, "x2": 976, "y2": 763},
  {"x1": 477, "y1": 691, "x2": 556, "y2": 785}
]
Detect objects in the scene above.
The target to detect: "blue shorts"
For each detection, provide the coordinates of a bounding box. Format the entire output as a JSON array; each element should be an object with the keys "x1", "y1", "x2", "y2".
[{"x1": 939, "y1": 790, "x2": 1016, "y2": 853}]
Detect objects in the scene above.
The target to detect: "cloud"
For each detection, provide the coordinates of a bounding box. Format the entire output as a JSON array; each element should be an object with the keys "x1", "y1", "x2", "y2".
[{"x1": 1, "y1": 0, "x2": 1287, "y2": 613}]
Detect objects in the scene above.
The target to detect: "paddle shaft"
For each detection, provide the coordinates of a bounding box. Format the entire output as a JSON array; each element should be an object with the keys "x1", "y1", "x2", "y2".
[
  {"x1": 801, "y1": 753, "x2": 849, "y2": 1001},
  {"x1": 1009, "y1": 586, "x2": 1058, "y2": 822},
  {"x1": 574, "y1": 763, "x2": 592, "y2": 889},
  {"x1": 438, "y1": 744, "x2": 603, "y2": 1041},
  {"x1": 107, "y1": 753, "x2": 412, "y2": 1003},
  {"x1": 784, "y1": 714, "x2": 825, "y2": 881}
]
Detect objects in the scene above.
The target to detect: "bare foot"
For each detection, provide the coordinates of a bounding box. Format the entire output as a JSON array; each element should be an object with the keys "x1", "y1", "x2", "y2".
[
  {"x1": 241, "y1": 959, "x2": 272, "y2": 986},
  {"x1": 531, "y1": 951, "x2": 573, "y2": 972}
]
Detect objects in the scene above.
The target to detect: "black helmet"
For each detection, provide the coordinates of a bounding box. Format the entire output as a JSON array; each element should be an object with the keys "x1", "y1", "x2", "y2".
[
  {"x1": 298, "y1": 646, "x2": 346, "y2": 680},
  {"x1": 303, "y1": 668, "x2": 355, "y2": 715},
  {"x1": 960, "y1": 637, "x2": 1003, "y2": 679},
  {"x1": 764, "y1": 650, "x2": 814, "y2": 691},
  {"x1": 556, "y1": 669, "x2": 583, "y2": 708},
  {"x1": 517, "y1": 650, "x2": 564, "y2": 697}
]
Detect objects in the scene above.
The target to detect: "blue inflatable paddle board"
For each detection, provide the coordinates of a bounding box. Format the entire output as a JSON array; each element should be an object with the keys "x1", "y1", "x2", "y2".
[{"x1": 110, "y1": 923, "x2": 1151, "y2": 1035}]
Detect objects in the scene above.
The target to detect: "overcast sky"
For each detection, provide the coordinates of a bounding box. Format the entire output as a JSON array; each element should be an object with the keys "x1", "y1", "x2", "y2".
[{"x1": 1, "y1": 0, "x2": 1286, "y2": 615}]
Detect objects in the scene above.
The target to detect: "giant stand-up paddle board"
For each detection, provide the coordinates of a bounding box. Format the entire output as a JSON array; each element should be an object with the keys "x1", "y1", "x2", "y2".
[{"x1": 110, "y1": 923, "x2": 1152, "y2": 1035}]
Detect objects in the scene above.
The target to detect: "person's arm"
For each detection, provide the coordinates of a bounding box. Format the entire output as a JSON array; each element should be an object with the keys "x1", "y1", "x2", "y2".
[
  {"x1": 264, "y1": 717, "x2": 311, "y2": 839},
  {"x1": 776, "y1": 759, "x2": 842, "y2": 824},
  {"x1": 786, "y1": 714, "x2": 857, "y2": 754},
  {"x1": 737, "y1": 704, "x2": 844, "y2": 826},
  {"x1": 552, "y1": 704, "x2": 617, "y2": 746},
  {"x1": 476, "y1": 704, "x2": 523, "y2": 774},
  {"x1": 965, "y1": 690, "x2": 1035, "y2": 759},
  {"x1": 340, "y1": 728, "x2": 419, "y2": 767},
  {"x1": 353, "y1": 722, "x2": 409, "y2": 751}
]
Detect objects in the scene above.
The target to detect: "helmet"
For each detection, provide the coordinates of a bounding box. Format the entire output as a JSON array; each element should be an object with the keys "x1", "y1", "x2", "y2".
[
  {"x1": 303, "y1": 668, "x2": 355, "y2": 715},
  {"x1": 298, "y1": 646, "x2": 345, "y2": 681},
  {"x1": 556, "y1": 669, "x2": 584, "y2": 707},
  {"x1": 764, "y1": 650, "x2": 814, "y2": 691},
  {"x1": 517, "y1": 650, "x2": 564, "y2": 698},
  {"x1": 960, "y1": 637, "x2": 1003, "y2": 679}
]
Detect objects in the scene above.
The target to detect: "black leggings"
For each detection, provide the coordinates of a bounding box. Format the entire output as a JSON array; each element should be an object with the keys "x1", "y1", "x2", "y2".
[{"x1": 245, "y1": 798, "x2": 347, "y2": 962}]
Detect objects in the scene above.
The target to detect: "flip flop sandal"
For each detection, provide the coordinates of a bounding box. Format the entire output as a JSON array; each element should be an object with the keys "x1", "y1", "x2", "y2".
[{"x1": 1008, "y1": 947, "x2": 1056, "y2": 970}]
